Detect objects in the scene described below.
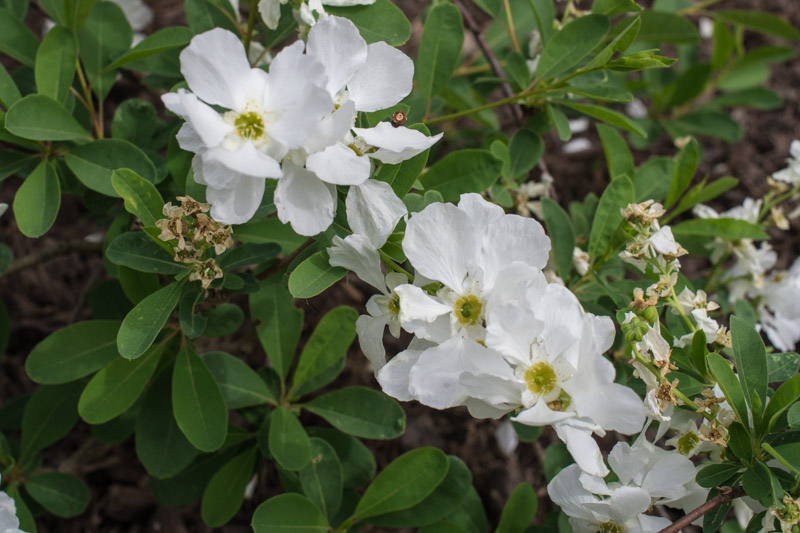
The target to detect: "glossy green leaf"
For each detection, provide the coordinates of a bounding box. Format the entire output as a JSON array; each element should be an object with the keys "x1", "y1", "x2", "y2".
[
  {"x1": 695, "y1": 462, "x2": 742, "y2": 488},
  {"x1": 665, "y1": 137, "x2": 699, "y2": 208},
  {"x1": 636, "y1": 11, "x2": 699, "y2": 43},
  {"x1": 588, "y1": 175, "x2": 634, "y2": 258},
  {"x1": 5, "y1": 94, "x2": 90, "y2": 141},
  {"x1": 252, "y1": 493, "x2": 328, "y2": 533},
  {"x1": 202, "y1": 303, "x2": 244, "y2": 337},
  {"x1": 13, "y1": 161, "x2": 61, "y2": 238},
  {"x1": 111, "y1": 169, "x2": 164, "y2": 227},
  {"x1": 703, "y1": 488, "x2": 732, "y2": 533},
  {"x1": 508, "y1": 129, "x2": 543, "y2": 179},
  {"x1": 250, "y1": 276, "x2": 303, "y2": 380},
  {"x1": 669, "y1": 177, "x2": 738, "y2": 220},
  {"x1": 707, "y1": 353, "x2": 749, "y2": 434},
  {"x1": 604, "y1": 50, "x2": 676, "y2": 71},
  {"x1": 667, "y1": 108, "x2": 742, "y2": 143},
  {"x1": 547, "y1": 104, "x2": 571, "y2": 140},
  {"x1": 742, "y1": 462, "x2": 772, "y2": 500},
  {"x1": 422, "y1": 149, "x2": 503, "y2": 202},
  {"x1": 560, "y1": 101, "x2": 647, "y2": 137},
  {"x1": 105, "y1": 26, "x2": 194, "y2": 71},
  {"x1": 269, "y1": 405, "x2": 312, "y2": 470},
  {"x1": 415, "y1": 3, "x2": 464, "y2": 105},
  {"x1": 26, "y1": 472, "x2": 90, "y2": 518},
  {"x1": 731, "y1": 316, "x2": 768, "y2": 419},
  {"x1": 767, "y1": 352, "x2": 800, "y2": 383},
  {"x1": 202, "y1": 351, "x2": 273, "y2": 408},
  {"x1": 78, "y1": 341, "x2": 164, "y2": 424},
  {"x1": 300, "y1": 438, "x2": 343, "y2": 519},
  {"x1": 65, "y1": 139, "x2": 157, "y2": 197},
  {"x1": 292, "y1": 306, "x2": 357, "y2": 393},
  {"x1": 536, "y1": 14, "x2": 609, "y2": 79},
  {"x1": 716, "y1": 10, "x2": 800, "y2": 41},
  {"x1": 217, "y1": 243, "x2": 280, "y2": 271},
  {"x1": 306, "y1": 427, "x2": 376, "y2": 488},
  {"x1": 35, "y1": 26, "x2": 77, "y2": 103},
  {"x1": 592, "y1": 0, "x2": 641, "y2": 16},
  {"x1": 354, "y1": 447, "x2": 449, "y2": 520},
  {"x1": 117, "y1": 282, "x2": 181, "y2": 359},
  {"x1": 107, "y1": 232, "x2": 186, "y2": 275},
  {"x1": 0, "y1": 8, "x2": 39, "y2": 66},
  {"x1": 726, "y1": 422, "x2": 752, "y2": 463},
  {"x1": 77, "y1": 1, "x2": 131, "y2": 100},
  {"x1": 597, "y1": 123, "x2": 634, "y2": 180},
  {"x1": 496, "y1": 483, "x2": 537, "y2": 533},
  {"x1": 201, "y1": 445, "x2": 258, "y2": 527},
  {"x1": 179, "y1": 286, "x2": 206, "y2": 338},
  {"x1": 21, "y1": 381, "x2": 84, "y2": 457},
  {"x1": 763, "y1": 374, "x2": 800, "y2": 434},
  {"x1": 541, "y1": 198, "x2": 575, "y2": 280},
  {"x1": 327, "y1": 0, "x2": 411, "y2": 46},
  {"x1": 305, "y1": 386, "x2": 405, "y2": 440},
  {"x1": 671, "y1": 218, "x2": 768, "y2": 241},
  {"x1": 288, "y1": 250, "x2": 346, "y2": 298}
]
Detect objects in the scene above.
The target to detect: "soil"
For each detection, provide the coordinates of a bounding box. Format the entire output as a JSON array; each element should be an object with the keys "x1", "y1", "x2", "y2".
[{"x1": 0, "y1": 0, "x2": 799, "y2": 531}]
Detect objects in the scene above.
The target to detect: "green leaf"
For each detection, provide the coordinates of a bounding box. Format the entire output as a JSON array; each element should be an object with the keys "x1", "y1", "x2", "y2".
[
  {"x1": 716, "y1": 10, "x2": 800, "y2": 41},
  {"x1": 636, "y1": 11, "x2": 699, "y2": 43},
  {"x1": 107, "y1": 232, "x2": 187, "y2": 275},
  {"x1": 707, "y1": 353, "x2": 750, "y2": 434},
  {"x1": 26, "y1": 320, "x2": 121, "y2": 384},
  {"x1": 21, "y1": 381, "x2": 84, "y2": 457},
  {"x1": 376, "y1": 123, "x2": 433, "y2": 197},
  {"x1": 415, "y1": 3, "x2": 464, "y2": 106},
  {"x1": 772, "y1": 443, "x2": 800, "y2": 472},
  {"x1": 353, "y1": 447, "x2": 449, "y2": 520},
  {"x1": 13, "y1": 161, "x2": 61, "y2": 238},
  {"x1": 78, "y1": 341, "x2": 164, "y2": 424},
  {"x1": 135, "y1": 371, "x2": 198, "y2": 478},
  {"x1": 767, "y1": 352, "x2": 800, "y2": 383},
  {"x1": 584, "y1": 15, "x2": 641, "y2": 70},
  {"x1": 201, "y1": 445, "x2": 258, "y2": 527},
  {"x1": 563, "y1": 85, "x2": 634, "y2": 103},
  {"x1": 179, "y1": 287, "x2": 207, "y2": 338},
  {"x1": 7, "y1": 486, "x2": 35, "y2": 533},
  {"x1": 234, "y1": 217, "x2": 307, "y2": 252},
  {"x1": 788, "y1": 403, "x2": 800, "y2": 428},
  {"x1": 288, "y1": 250, "x2": 346, "y2": 298},
  {"x1": 666, "y1": 108, "x2": 742, "y2": 143},
  {"x1": 250, "y1": 276, "x2": 303, "y2": 380},
  {"x1": 367, "y1": 455, "x2": 472, "y2": 527},
  {"x1": 671, "y1": 218, "x2": 768, "y2": 240},
  {"x1": 712, "y1": 19, "x2": 735, "y2": 70},
  {"x1": 111, "y1": 169, "x2": 164, "y2": 227},
  {"x1": 496, "y1": 483, "x2": 537, "y2": 533},
  {"x1": 65, "y1": 139, "x2": 158, "y2": 197},
  {"x1": 292, "y1": 307, "x2": 357, "y2": 394},
  {"x1": 604, "y1": 50, "x2": 676, "y2": 71},
  {"x1": 763, "y1": 374, "x2": 800, "y2": 434},
  {"x1": 35, "y1": 26, "x2": 77, "y2": 103},
  {"x1": 306, "y1": 427, "x2": 376, "y2": 488},
  {"x1": 202, "y1": 303, "x2": 244, "y2": 337},
  {"x1": 695, "y1": 462, "x2": 742, "y2": 488},
  {"x1": 217, "y1": 243, "x2": 280, "y2": 271},
  {"x1": 742, "y1": 462, "x2": 772, "y2": 500},
  {"x1": 202, "y1": 351, "x2": 273, "y2": 408},
  {"x1": 597, "y1": 123, "x2": 634, "y2": 180},
  {"x1": 252, "y1": 493, "x2": 329, "y2": 533},
  {"x1": 185, "y1": 0, "x2": 238, "y2": 33},
  {"x1": 669, "y1": 177, "x2": 738, "y2": 220},
  {"x1": 592, "y1": 0, "x2": 641, "y2": 16},
  {"x1": 117, "y1": 282, "x2": 181, "y2": 359},
  {"x1": 0, "y1": 8, "x2": 39, "y2": 66},
  {"x1": 422, "y1": 149, "x2": 503, "y2": 202},
  {"x1": 560, "y1": 101, "x2": 647, "y2": 137},
  {"x1": 327, "y1": 0, "x2": 411, "y2": 46},
  {"x1": 665, "y1": 137, "x2": 699, "y2": 208},
  {"x1": 588, "y1": 175, "x2": 634, "y2": 258},
  {"x1": 172, "y1": 344, "x2": 228, "y2": 452},
  {"x1": 726, "y1": 422, "x2": 752, "y2": 463},
  {"x1": 547, "y1": 104, "x2": 571, "y2": 140},
  {"x1": 26, "y1": 472, "x2": 90, "y2": 518},
  {"x1": 731, "y1": 316, "x2": 768, "y2": 420},
  {"x1": 0, "y1": 64, "x2": 21, "y2": 109},
  {"x1": 300, "y1": 438, "x2": 343, "y2": 519},
  {"x1": 105, "y1": 26, "x2": 194, "y2": 71},
  {"x1": 305, "y1": 386, "x2": 405, "y2": 439},
  {"x1": 64, "y1": 0, "x2": 96, "y2": 30},
  {"x1": 665, "y1": 63, "x2": 712, "y2": 109},
  {"x1": 508, "y1": 129, "x2": 543, "y2": 179},
  {"x1": 528, "y1": 0, "x2": 555, "y2": 44},
  {"x1": 5, "y1": 94, "x2": 90, "y2": 141},
  {"x1": 269, "y1": 405, "x2": 312, "y2": 470},
  {"x1": 78, "y1": 1, "x2": 131, "y2": 100},
  {"x1": 703, "y1": 489, "x2": 732, "y2": 533},
  {"x1": 536, "y1": 14, "x2": 609, "y2": 80},
  {"x1": 541, "y1": 198, "x2": 575, "y2": 280}
]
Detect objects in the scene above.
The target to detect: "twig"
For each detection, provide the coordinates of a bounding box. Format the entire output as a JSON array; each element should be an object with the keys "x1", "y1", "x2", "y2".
[
  {"x1": 0, "y1": 240, "x2": 103, "y2": 279},
  {"x1": 454, "y1": 0, "x2": 524, "y2": 126},
  {"x1": 657, "y1": 486, "x2": 746, "y2": 533}
]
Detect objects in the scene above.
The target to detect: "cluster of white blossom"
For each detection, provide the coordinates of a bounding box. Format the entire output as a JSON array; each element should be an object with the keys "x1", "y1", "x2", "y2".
[
  {"x1": 549, "y1": 437, "x2": 707, "y2": 533},
  {"x1": 163, "y1": 16, "x2": 440, "y2": 236},
  {"x1": 259, "y1": 0, "x2": 375, "y2": 31},
  {"x1": 0, "y1": 477, "x2": 24, "y2": 533},
  {"x1": 332, "y1": 193, "x2": 645, "y2": 477}
]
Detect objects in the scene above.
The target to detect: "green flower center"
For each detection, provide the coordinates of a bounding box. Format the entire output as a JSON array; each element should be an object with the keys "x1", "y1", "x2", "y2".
[
  {"x1": 546, "y1": 390, "x2": 572, "y2": 412},
  {"x1": 524, "y1": 362, "x2": 557, "y2": 396},
  {"x1": 388, "y1": 293, "x2": 400, "y2": 318},
  {"x1": 677, "y1": 432, "x2": 699, "y2": 456},
  {"x1": 235, "y1": 111, "x2": 265, "y2": 140},
  {"x1": 599, "y1": 522, "x2": 625, "y2": 533},
  {"x1": 454, "y1": 294, "x2": 483, "y2": 326}
]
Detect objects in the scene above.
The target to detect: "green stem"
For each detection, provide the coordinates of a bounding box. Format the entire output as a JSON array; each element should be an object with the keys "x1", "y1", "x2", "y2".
[
  {"x1": 677, "y1": 0, "x2": 724, "y2": 15},
  {"x1": 380, "y1": 250, "x2": 413, "y2": 281},
  {"x1": 244, "y1": 0, "x2": 259, "y2": 57},
  {"x1": 75, "y1": 60, "x2": 102, "y2": 138},
  {"x1": 424, "y1": 88, "x2": 547, "y2": 125},
  {"x1": 762, "y1": 442, "x2": 800, "y2": 479}
]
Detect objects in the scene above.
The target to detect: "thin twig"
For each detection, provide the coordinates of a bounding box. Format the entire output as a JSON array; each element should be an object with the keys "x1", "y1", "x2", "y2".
[
  {"x1": 657, "y1": 487, "x2": 746, "y2": 533},
  {"x1": 454, "y1": 0, "x2": 524, "y2": 126},
  {"x1": 0, "y1": 240, "x2": 103, "y2": 279}
]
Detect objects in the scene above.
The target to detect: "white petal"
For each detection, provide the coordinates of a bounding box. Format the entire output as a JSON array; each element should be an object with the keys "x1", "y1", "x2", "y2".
[
  {"x1": 353, "y1": 123, "x2": 443, "y2": 164},
  {"x1": 356, "y1": 312, "x2": 391, "y2": 371},
  {"x1": 328, "y1": 234, "x2": 385, "y2": 292},
  {"x1": 274, "y1": 162, "x2": 337, "y2": 236},
  {"x1": 323, "y1": 0, "x2": 375, "y2": 5},
  {"x1": 163, "y1": 89, "x2": 231, "y2": 149},
  {"x1": 175, "y1": 122, "x2": 205, "y2": 153},
  {"x1": 394, "y1": 284, "x2": 451, "y2": 325},
  {"x1": 204, "y1": 144, "x2": 282, "y2": 179},
  {"x1": 376, "y1": 348, "x2": 422, "y2": 401},
  {"x1": 305, "y1": 100, "x2": 357, "y2": 154},
  {"x1": 513, "y1": 401, "x2": 575, "y2": 426},
  {"x1": 486, "y1": 303, "x2": 544, "y2": 366},
  {"x1": 206, "y1": 175, "x2": 266, "y2": 225},
  {"x1": 306, "y1": 15, "x2": 367, "y2": 97},
  {"x1": 258, "y1": 0, "x2": 281, "y2": 29},
  {"x1": 179, "y1": 28, "x2": 252, "y2": 109},
  {"x1": 479, "y1": 209, "x2": 551, "y2": 284},
  {"x1": 547, "y1": 465, "x2": 598, "y2": 521},
  {"x1": 408, "y1": 338, "x2": 476, "y2": 409},
  {"x1": 348, "y1": 41, "x2": 413, "y2": 112},
  {"x1": 306, "y1": 142, "x2": 371, "y2": 185},
  {"x1": 554, "y1": 420, "x2": 609, "y2": 477},
  {"x1": 598, "y1": 486, "x2": 651, "y2": 524},
  {"x1": 346, "y1": 180, "x2": 407, "y2": 248}
]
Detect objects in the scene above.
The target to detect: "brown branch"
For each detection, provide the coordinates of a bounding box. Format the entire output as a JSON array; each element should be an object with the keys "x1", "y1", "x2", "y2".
[
  {"x1": 454, "y1": 0, "x2": 525, "y2": 126},
  {"x1": 0, "y1": 240, "x2": 103, "y2": 279},
  {"x1": 657, "y1": 486, "x2": 746, "y2": 533}
]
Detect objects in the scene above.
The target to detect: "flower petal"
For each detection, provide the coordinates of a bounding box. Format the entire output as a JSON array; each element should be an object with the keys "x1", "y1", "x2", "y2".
[
  {"x1": 163, "y1": 89, "x2": 231, "y2": 149},
  {"x1": 345, "y1": 179, "x2": 407, "y2": 247},
  {"x1": 348, "y1": 41, "x2": 413, "y2": 112},
  {"x1": 394, "y1": 284, "x2": 451, "y2": 325},
  {"x1": 408, "y1": 337, "x2": 476, "y2": 409},
  {"x1": 376, "y1": 348, "x2": 422, "y2": 401},
  {"x1": 353, "y1": 123, "x2": 443, "y2": 164},
  {"x1": 306, "y1": 15, "x2": 367, "y2": 97},
  {"x1": 258, "y1": 0, "x2": 281, "y2": 29},
  {"x1": 304, "y1": 100, "x2": 357, "y2": 154},
  {"x1": 554, "y1": 420, "x2": 609, "y2": 477},
  {"x1": 306, "y1": 142, "x2": 372, "y2": 185},
  {"x1": 206, "y1": 175, "x2": 266, "y2": 225},
  {"x1": 204, "y1": 144, "x2": 282, "y2": 179},
  {"x1": 328, "y1": 234, "x2": 385, "y2": 292},
  {"x1": 356, "y1": 312, "x2": 391, "y2": 371},
  {"x1": 274, "y1": 161, "x2": 337, "y2": 236}
]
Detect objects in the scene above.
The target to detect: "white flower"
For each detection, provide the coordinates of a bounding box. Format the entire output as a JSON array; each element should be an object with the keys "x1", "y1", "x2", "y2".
[
  {"x1": 772, "y1": 140, "x2": 800, "y2": 188},
  {"x1": 163, "y1": 29, "x2": 332, "y2": 224},
  {"x1": 756, "y1": 257, "x2": 800, "y2": 351},
  {"x1": 0, "y1": 480, "x2": 24, "y2": 533},
  {"x1": 259, "y1": 0, "x2": 375, "y2": 30}
]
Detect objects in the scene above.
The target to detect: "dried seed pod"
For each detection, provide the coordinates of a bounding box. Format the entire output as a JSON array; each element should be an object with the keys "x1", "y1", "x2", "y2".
[{"x1": 391, "y1": 110, "x2": 407, "y2": 127}]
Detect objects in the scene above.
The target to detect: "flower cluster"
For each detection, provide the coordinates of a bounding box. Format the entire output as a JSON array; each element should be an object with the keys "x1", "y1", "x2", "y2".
[
  {"x1": 332, "y1": 193, "x2": 645, "y2": 477},
  {"x1": 549, "y1": 437, "x2": 706, "y2": 533},
  {"x1": 155, "y1": 196, "x2": 232, "y2": 288},
  {"x1": 163, "y1": 17, "x2": 440, "y2": 237},
  {"x1": 0, "y1": 476, "x2": 24, "y2": 533}
]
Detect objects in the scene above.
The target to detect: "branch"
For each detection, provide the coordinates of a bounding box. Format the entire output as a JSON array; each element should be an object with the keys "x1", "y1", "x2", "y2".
[
  {"x1": 454, "y1": 0, "x2": 524, "y2": 126},
  {"x1": 0, "y1": 240, "x2": 103, "y2": 279},
  {"x1": 657, "y1": 486, "x2": 746, "y2": 533}
]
